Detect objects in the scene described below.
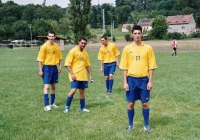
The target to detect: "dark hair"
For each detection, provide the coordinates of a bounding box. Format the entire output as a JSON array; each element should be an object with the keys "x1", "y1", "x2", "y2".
[
  {"x1": 48, "y1": 30, "x2": 56, "y2": 36},
  {"x1": 132, "y1": 25, "x2": 142, "y2": 33},
  {"x1": 78, "y1": 37, "x2": 87, "y2": 43},
  {"x1": 101, "y1": 35, "x2": 107, "y2": 40}
]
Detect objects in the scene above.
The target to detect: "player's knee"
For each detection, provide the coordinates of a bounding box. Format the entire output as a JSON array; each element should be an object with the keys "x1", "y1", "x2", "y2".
[
  {"x1": 142, "y1": 102, "x2": 149, "y2": 108},
  {"x1": 109, "y1": 74, "x2": 113, "y2": 79},
  {"x1": 128, "y1": 102, "x2": 134, "y2": 109}
]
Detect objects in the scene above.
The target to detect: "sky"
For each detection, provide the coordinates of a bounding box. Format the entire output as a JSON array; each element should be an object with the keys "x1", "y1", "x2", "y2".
[{"x1": 2, "y1": 0, "x2": 115, "y2": 7}]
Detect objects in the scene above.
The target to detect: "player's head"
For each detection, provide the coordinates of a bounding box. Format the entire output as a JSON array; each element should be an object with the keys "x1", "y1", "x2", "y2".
[
  {"x1": 47, "y1": 30, "x2": 56, "y2": 43},
  {"x1": 132, "y1": 25, "x2": 143, "y2": 42},
  {"x1": 78, "y1": 37, "x2": 87, "y2": 50},
  {"x1": 78, "y1": 37, "x2": 87, "y2": 43},
  {"x1": 100, "y1": 35, "x2": 108, "y2": 46},
  {"x1": 132, "y1": 25, "x2": 142, "y2": 34}
]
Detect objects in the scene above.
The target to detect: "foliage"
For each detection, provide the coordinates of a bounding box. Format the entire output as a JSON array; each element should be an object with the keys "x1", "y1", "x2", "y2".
[
  {"x1": 68, "y1": 0, "x2": 91, "y2": 43},
  {"x1": 1, "y1": 0, "x2": 200, "y2": 41},
  {"x1": 150, "y1": 15, "x2": 168, "y2": 39},
  {"x1": 103, "y1": 27, "x2": 111, "y2": 37},
  {"x1": 124, "y1": 33, "x2": 131, "y2": 42},
  {"x1": 12, "y1": 20, "x2": 30, "y2": 40},
  {"x1": 59, "y1": 17, "x2": 71, "y2": 38},
  {"x1": 32, "y1": 19, "x2": 52, "y2": 38},
  {"x1": 164, "y1": 32, "x2": 183, "y2": 40}
]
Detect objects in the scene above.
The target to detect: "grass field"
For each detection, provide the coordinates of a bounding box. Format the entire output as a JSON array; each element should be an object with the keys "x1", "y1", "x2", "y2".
[{"x1": 0, "y1": 45, "x2": 200, "y2": 139}]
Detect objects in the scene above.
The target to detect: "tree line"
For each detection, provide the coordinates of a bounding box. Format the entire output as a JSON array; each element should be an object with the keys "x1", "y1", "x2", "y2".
[{"x1": 1, "y1": 0, "x2": 200, "y2": 43}]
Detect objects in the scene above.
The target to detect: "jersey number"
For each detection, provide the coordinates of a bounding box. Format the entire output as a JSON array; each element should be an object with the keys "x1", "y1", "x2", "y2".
[{"x1": 136, "y1": 56, "x2": 140, "y2": 61}]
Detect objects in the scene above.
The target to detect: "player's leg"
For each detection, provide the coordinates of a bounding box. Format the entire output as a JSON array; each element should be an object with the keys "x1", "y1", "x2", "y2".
[
  {"x1": 50, "y1": 83, "x2": 58, "y2": 108},
  {"x1": 127, "y1": 102, "x2": 135, "y2": 131},
  {"x1": 43, "y1": 84, "x2": 51, "y2": 111},
  {"x1": 50, "y1": 66, "x2": 59, "y2": 108},
  {"x1": 126, "y1": 76, "x2": 137, "y2": 131},
  {"x1": 63, "y1": 81, "x2": 78, "y2": 113},
  {"x1": 42, "y1": 65, "x2": 52, "y2": 111},
  {"x1": 174, "y1": 48, "x2": 177, "y2": 56},
  {"x1": 139, "y1": 77, "x2": 151, "y2": 132},
  {"x1": 104, "y1": 64, "x2": 110, "y2": 93},
  {"x1": 79, "y1": 81, "x2": 89, "y2": 112},
  {"x1": 108, "y1": 62, "x2": 117, "y2": 93},
  {"x1": 141, "y1": 91, "x2": 151, "y2": 132}
]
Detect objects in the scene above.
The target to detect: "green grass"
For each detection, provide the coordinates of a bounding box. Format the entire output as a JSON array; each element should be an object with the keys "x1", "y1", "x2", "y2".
[{"x1": 0, "y1": 48, "x2": 200, "y2": 139}]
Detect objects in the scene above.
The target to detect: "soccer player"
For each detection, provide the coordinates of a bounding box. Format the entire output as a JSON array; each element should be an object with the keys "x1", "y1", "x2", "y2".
[
  {"x1": 119, "y1": 25, "x2": 157, "y2": 133},
  {"x1": 98, "y1": 35, "x2": 120, "y2": 94},
  {"x1": 172, "y1": 38, "x2": 178, "y2": 56},
  {"x1": 63, "y1": 37, "x2": 93, "y2": 113},
  {"x1": 37, "y1": 30, "x2": 63, "y2": 111}
]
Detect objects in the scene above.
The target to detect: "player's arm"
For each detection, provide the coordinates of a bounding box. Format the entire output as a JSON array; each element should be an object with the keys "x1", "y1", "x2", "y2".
[
  {"x1": 123, "y1": 70, "x2": 129, "y2": 91},
  {"x1": 100, "y1": 60, "x2": 104, "y2": 72},
  {"x1": 66, "y1": 66, "x2": 76, "y2": 81},
  {"x1": 147, "y1": 69, "x2": 154, "y2": 90},
  {"x1": 58, "y1": 60, "x2": 62, "y2": 73},
  {"x1": 38, "y1": 61, "x2": 43, "y2": 77},
  {"x1": 116, "y1": 56, "x2": 119, "y2": 68},
  {"x1": 86, "y1": 66, "x2": 93, "y2": 82}
]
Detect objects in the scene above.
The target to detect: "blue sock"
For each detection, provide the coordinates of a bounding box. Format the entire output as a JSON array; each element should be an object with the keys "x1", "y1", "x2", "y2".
[
  {"x1": 109, "y1": 79, "x2": 113, "y2": 92},
  {"x1": 106, "y1": 80, "x2": 109, "y2": 91},
  {"x1": 127, "y1": 109, "x2": 134, "y2": 126},
  {"x1": 142, "y1": 108, "x2": 150, "y2": 126},
  {"x1": 80, "y1": 99, "x2": 85, "y2": 109},
  {"x1": 44, "y1": 94, "x2": 49, "y2": 107},
  {"x1": 66, "y1": 96, "x2": 73, "y2": 109},
  {"x1": 50, "y1": 94, "x2": 55, "y2": 105}
]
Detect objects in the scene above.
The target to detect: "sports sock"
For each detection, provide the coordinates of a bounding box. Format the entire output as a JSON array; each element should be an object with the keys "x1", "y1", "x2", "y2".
[
  {"x1": 50, "y1": 94, "x2": 55, "y2": 105},
  {"x1": 127, "y1": 109, "x2": 134, "y2": 126},
  {"x1": 106, "y1": 80, "x2": 109, "y2": 91},
  {"x1": 142, "y1": 108, "x2": 150, "y2": 126},
  {"x1": 109, "y1": 79, "x2": 114, "y2": 92},
  {"x1": 44, "y1": 94, "x2": 49, "y2": 107},
  {"x1": 80, "y1": 99, "x2": 85, "y2": 109},
  {"x1": 66, "y1": 96, "x2": 73, "y2": 109}
]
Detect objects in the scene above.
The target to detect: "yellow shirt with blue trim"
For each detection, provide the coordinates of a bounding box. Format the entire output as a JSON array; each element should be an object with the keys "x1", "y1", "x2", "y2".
[
  {"x1": 64, "y1": 46, "x2": 91, "y2": 82},
  {"x1": 37, "y1": 41, "x2": 62, "y2": 65},
  {"x1": 119, "y1": 42, "x2": 157, "y2": 77},
  {"x1": 98, "y1": 42, "x2": 120, "y2": 63}
]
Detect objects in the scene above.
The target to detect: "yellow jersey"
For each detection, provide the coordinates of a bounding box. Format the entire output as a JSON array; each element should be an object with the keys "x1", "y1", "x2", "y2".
[
  {"x1": 98, "y1": 42, "x2": 120, "y2": 63},
  {"x1": 37, "y1": 41, "x2": 62, "y2": 65},
  {"x1": 64, "y1": 46, "x2": 91, "y2": 82},
  {"x1": 119, "y1": 42, "x2": 157, "y2": 77}
]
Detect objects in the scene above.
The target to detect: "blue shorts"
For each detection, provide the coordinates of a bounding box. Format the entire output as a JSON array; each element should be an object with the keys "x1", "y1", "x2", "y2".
[
  {"x1": 126, "y1": 76, "x2": 150, "y2": 103},
  {"x1": 70, "y1": 81, "x2": 88, "y2": 89},
  {"x1": 104, "y1": 62, "x2": 116, "y2": 76},
  {"x1": 42, "y1": 65, "x2": 58, "y2": 84}
]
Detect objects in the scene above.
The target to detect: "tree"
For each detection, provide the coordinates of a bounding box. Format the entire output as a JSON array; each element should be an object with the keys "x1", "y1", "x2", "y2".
[
  {"x1": 32, "y1": 19, "x2": 52, "y2": 39},
  {"x1": 150, "y1": 15, "x2": 168, "y2": 39},
  {"x1": 21, "y1": 4, "x2": 37, "y2": 23},
  {"x1": 68, "y1": 0, "x2": 91, "y2": 43},
  {"x1": 12, "y1": 20, "x2": 30, "y2": 40},
  {"x1": 125, "y1": 33, "x2": 131, "y2": 42},
  {"x1": 50, "y1": 20, "x2": 60, "y2": 34},
  {"x1": 115, "y1": 5, "x2": 131, "y2": 24},
  {"x1": 59, "y1": 17, "x2": 71, "y2": 38}
]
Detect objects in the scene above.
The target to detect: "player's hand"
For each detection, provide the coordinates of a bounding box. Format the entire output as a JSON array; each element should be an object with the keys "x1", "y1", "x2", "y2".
[
  {"x1": 147, "y1": 82, "x2": 153, "y2": 90},
  {"x1": 116, "y1": 63, "x2": 119, "y2": 68},
  {"x1": 58, "y1": 68, "x2": 62, "y2": 73},
  {"x1": 39, "y1": 71, "x2": 43, "y2": 77},
  {"x1": 100, "y1": 69, "x2": 103, "y2": 72},
  {"x1": 124, "y1": 83, "x2": 129, "y2": 91},
  {"x1": 71, "y1": 74, "x2": 76, "y2": 81}
]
